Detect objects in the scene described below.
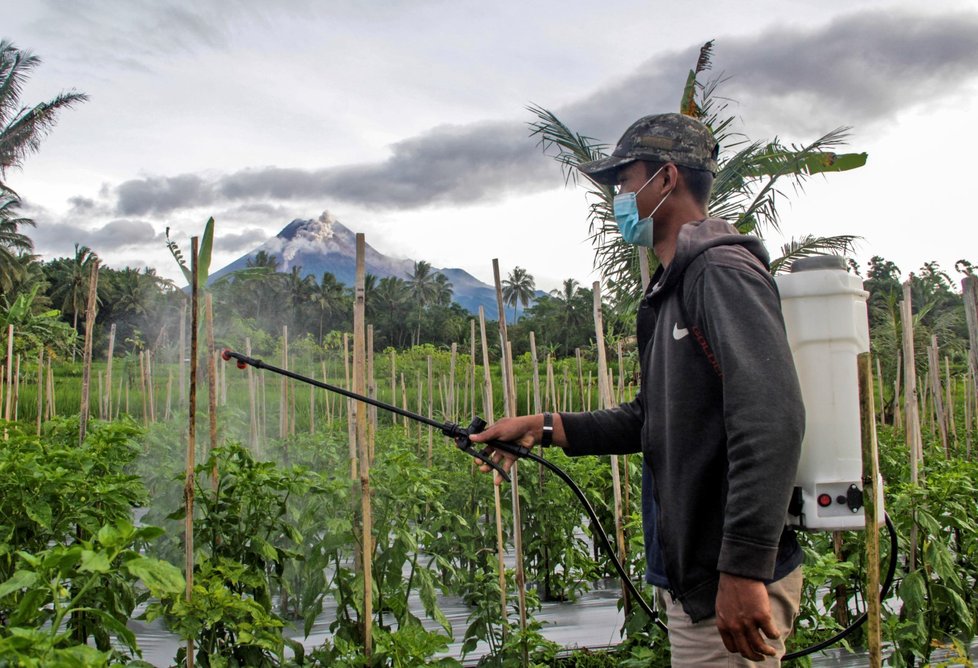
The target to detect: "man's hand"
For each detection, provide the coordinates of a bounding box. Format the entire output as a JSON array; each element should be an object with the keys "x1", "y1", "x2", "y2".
[
  {"x1": 469, "y1": 415, "x2": 546, "y2": 485},
  {"x1": 715, "y1": 572, "x2": 781, "y2": 662}
]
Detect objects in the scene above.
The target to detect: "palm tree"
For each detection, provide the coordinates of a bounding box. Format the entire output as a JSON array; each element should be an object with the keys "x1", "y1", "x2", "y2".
[
  {"x1": 526, "y1": 40, "x2": 865, "y2": 310},
  {"x1": 502, "y1": 266, "x2": 536, "y2": 321},
  {"x1": 373, "y1": 276, "x2": 411, "y2": 348},
  {"x1": 406, "y1": 260, "x2": 439, "y2": 345},
  {"x1": 48, "y1": 243, "x2": 97, "y2": 333},
  {"x1": 1, "y1": 40, "x2": 87, "y2": 186},
  {"x1": 313, "y1": 271, "x2": 346, "y2": 344},
  {"x1": 432, "y1": 272, "x2": 454, "y2": 306},
  {"x1": 0, "y1": 197, "x2": 35, "y2": 290}
]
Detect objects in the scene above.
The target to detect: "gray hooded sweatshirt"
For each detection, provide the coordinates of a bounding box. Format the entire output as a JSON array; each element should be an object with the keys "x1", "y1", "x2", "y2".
[{"x1": 560, "y1": 218, "x2": 805, "y2": 622}]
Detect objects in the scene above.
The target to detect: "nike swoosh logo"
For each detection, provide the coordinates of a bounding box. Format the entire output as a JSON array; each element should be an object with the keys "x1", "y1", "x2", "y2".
[{"x1": 673, "y1": 323, "x2": 689, "y2": 340}]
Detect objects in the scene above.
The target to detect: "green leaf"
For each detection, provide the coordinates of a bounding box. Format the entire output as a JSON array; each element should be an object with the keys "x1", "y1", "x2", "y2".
[
  {"x1": 0, "y1": 570, "x2": 38, "y2": 599},
  {"x1": 125, "y1": 556, "x2": 186, "y2": 595},
  {"x1": 25, "y1": 500, "x2": 52, "y2": 529},
  {"x1": 79, "y1": 549, "x2": 112, "y2": 573},
  {"x1": 196, "y1": 217, "x2": 215, "y2": 288}
]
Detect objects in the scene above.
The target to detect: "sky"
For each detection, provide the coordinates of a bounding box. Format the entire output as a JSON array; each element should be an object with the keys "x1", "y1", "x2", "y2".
[{"x1": 5, "y1": 0, "x2": 978, "y2": 293}]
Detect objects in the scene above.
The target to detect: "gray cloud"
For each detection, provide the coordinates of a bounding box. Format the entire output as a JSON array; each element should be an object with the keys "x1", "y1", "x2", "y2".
[
  {"x1": 102, "y1": 9, "x2": 977, "y2": 216},
  {"x1": 211, "y1": 227, "x2": 269, "y2": 254},
  {"x1": 116, "y1": 173, "x2": 214, "y2": 216},
  {"x1": 31, "y1": 219, "x2": 163, "y2": 256}
]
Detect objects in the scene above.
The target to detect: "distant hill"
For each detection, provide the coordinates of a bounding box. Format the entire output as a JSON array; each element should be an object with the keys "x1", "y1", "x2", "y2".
[{"x1": 209, "y1": 211, "x2": 539, "y2": 321}]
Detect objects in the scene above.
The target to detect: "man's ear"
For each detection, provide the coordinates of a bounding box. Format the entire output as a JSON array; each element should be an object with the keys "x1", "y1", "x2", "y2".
[{"x1": 662, "y1": 163, "x2": 680, "y2": 195}]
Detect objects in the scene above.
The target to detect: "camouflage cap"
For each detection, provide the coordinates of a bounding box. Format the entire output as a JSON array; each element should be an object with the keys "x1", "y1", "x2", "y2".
[{"x1": 579, "y1": 113, "x2": 719, "y2": 186}]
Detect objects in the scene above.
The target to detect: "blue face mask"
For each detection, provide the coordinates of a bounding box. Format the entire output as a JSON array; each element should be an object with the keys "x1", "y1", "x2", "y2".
[{"x1": 613, "y1": 166, "x2": 669, "y2": 248}]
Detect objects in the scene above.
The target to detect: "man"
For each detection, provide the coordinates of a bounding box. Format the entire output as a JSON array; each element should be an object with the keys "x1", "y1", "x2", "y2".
[{"x1": 471, "y1": 113, "x2": 805, "y2": 666}]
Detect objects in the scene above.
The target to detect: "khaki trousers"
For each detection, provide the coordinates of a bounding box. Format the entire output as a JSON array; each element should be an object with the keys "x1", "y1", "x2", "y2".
[{"x1": 656, "y1": 567, "x2": 804, "y2": 667}]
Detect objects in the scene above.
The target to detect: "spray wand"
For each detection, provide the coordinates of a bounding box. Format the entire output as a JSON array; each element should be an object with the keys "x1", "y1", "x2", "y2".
[{"x1": 221, "y1": 348, "x2": 898, "y2": 659}]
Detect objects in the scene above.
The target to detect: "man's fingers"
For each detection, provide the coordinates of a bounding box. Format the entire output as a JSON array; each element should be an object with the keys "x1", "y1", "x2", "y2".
[{"x1": 760, "y1": 616, "x2": 781, "y2": 641}]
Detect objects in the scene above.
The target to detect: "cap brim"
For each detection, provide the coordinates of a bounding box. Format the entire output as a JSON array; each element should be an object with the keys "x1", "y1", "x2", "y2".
[{"x1": 578, "y1": 154, "x2": 635, "y2": 186}]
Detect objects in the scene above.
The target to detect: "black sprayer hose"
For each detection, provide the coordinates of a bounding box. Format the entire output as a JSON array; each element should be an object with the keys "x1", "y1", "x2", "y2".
[
  {"x1": 782, "y1": 511, "x2": 898, "y2": 662},
  {"x1": 511, "y1": 445, "x2": 667, "y2": 631},
  {"x1": 222, "y1": 349, "x2": 899, "y2": 659}
]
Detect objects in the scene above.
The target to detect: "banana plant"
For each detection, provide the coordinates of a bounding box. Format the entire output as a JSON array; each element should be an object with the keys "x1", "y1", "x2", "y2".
[
  {"x1": 528, "y1": 40, "x2": 867, "y2": 310},
  {"x1": 165, "y1": 216, "x2": 214, "y2": 290}
]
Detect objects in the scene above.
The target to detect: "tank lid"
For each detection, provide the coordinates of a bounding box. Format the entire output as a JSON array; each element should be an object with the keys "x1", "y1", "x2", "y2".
[{"x1": 790, "y1": 255, "x2": 847, "y2": 273}]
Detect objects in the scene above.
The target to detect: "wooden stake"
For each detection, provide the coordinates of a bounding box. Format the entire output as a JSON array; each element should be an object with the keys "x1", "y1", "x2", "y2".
[
  {"x1": 246, "y1": 338, "x2": 258, "y2": 454},
  {"x1": 426, "y1": 355, "x2": 434, "y2": 466},
  {"x1": 876, "y1": 356, "x2": 885, "y2": 426},
  {"x1": 105, "y1": 323, "x2": 115, "y2": 419},
  {"x1": 206, "y1": 295, "x2": 219, "y2": 488},
  {"x1": 900, "y1": 284, "x2": 923, "y2": 570},
  {"x1": 36, "y1": 348, "x2": 43, "y2": 435},
  {"x1": 353, "y1": 234, "x2": 372, "y2": 657},
  {"x1": 178, "y1": 303, "x2": 186, "y2": 408},
  {"x1": 367, "y1": 325, "x2": 376, "y2": 463},
  {"x1": 858, "y1": 352, "x2": 883, "y2": 668},
  {"x1": 493, "y1": 261, "x2": 527, "y2": 655},
  {"x1": 478, "y1": 305, "x2": 507, "y2": 635},
  {"x1": 592, "y1": 281, "x2": 629, "y2": 614},
  {"x1": 185, "y1": 238, "x2": 199, "y2": 668},
  {"x1": 927, "y1": 335, "x2": 948, "y2": 458},
  {"x1": 79, "y1": 260, "x2": 100, "y2": 444}
]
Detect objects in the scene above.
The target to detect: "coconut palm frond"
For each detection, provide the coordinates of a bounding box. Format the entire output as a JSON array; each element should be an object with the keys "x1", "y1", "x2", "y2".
[
  {"x1": 769, "y1": 234, "x2": 861, "y2": 274},
  {"x1": 527, "y1": 103, "x2": 611, "y2": 187}
]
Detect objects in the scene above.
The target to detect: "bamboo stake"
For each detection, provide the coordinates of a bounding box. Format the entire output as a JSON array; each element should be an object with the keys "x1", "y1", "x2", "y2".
[
  {"x1": 858, "y1": 352, "x2": 883, "y2": 668},
  {"x1": 400, "y1": 373, "x2": 408, "y2": 429},
  {"x1": 344, "y1": 333, "x2": 356, "y2": 479},
  {"x1": 352, "y1": 233, "x2": 372, "y2": 657},
  {"x1": 47, "y1": 363, "x2": 56, "y2": 419},
  {"x1": 280, "y1": 326, "x2": 288, "y2": 439},
  {"x1": 309, "y1": 366, "x2": 316, "y2": 435},
  {"x1": 97, "y1": 371, "x2": 103, "y2": 421},
  {"x1": 179, "y1": 302, "x2": 187, "y2": 409},
  {"x1": 36, "y1": 348, "x2": 43, "y2": 435},
  {"x1": 592, "y1": 281, "x2": 630, "y2": 614},
  {"x1": 13, "y1": 355, "x2": 19, "y2": 421},
  {"x1": 246, "y1": 338, "x2": 258, "y2": 453},
  {"x1": 138, "y1": 352, "x2": 147, "y2": 425},
  {"x1": 493, "y1": 261, "x2": 527, "y2": 656},
  {"x1": 927, "y1": 335, "x2": 948, "y2": 458},
  {"x1": 165, "y1": 371, "x2": 173, "y2": 421},
  {"x1": 575, "y1": 348, "x2": 585, "y2": 410},
  {"x1": 185, "y1": 237, "x2": 199, "y2": 668},
  {"x1": 79, "y1": 260, "x2": 99, "y2": 444},
  {"x1": 148, "y1": 351, "x2": 157, "y2": 423},
  {"x1": 105, "y1": 323, "x2": 115, "y2": 419},
  {"x1": 426, "y1": 355, "x2": 434, "y2": 465},
  {"x1": 390, "y1": 349, "x2": 397, "y2": 427},
  {"x1": 206, "y1": 295, "x2": 218, "y2": 488},
  {"x1": 900, "y1": 285, "x2": 923, "y2": 570},
  {"x1": 0, "y1": 327, "x2": 6, "y2": 423},
  {"x1": 876, "y1": 356, "x2": 885, "y2": 426},
  {"x1": 367, "y1": 325, "x2": 376, "y2": 463},
  {"x1": 478, "y1": 305, "x2": 508, "y2": 636},
  {"x1": 449, "y1": 342, "x2": 457, "y2": 422},
  {"x1": 963, "y1": 277, "x2": 978, "y2": 410},
  {"x1": 470, "y1": 319, "x2": 477, "y2": 419},
  {"x1": 944, "y1": 356, "x2": 956, "y2": 446},
  {"x1": 893, "y1": 350, "x2": 903, "y2": 431}
]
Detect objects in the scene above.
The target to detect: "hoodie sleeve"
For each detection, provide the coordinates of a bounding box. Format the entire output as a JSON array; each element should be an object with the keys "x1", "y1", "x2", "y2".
[
  {"x1": 558, "y1": 394, "x2": 644, "y2": 457},
  {"x1": 690, "y1": 257, "x2": 805, "y2": 580}
]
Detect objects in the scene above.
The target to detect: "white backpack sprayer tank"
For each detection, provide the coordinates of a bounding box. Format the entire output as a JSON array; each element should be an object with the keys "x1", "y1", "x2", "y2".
[{"x1": 776, "y1": 255, "x2": 884, "y2": 531}]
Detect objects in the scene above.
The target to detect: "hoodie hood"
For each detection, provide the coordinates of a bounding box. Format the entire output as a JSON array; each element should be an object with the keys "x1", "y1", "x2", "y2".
[{"x1": 648, "y1": 218, "x2": 770, "y2": 299}]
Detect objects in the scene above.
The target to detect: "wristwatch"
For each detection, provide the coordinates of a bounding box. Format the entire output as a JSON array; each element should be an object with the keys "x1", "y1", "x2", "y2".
[{"x1": 541, "y1": 411, "x2": 554, "y2": 447}]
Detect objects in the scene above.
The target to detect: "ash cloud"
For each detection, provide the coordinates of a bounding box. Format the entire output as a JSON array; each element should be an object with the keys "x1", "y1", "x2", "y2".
[{"x1": 103, "y1": 9, "x2": 978, "y2": 216}]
